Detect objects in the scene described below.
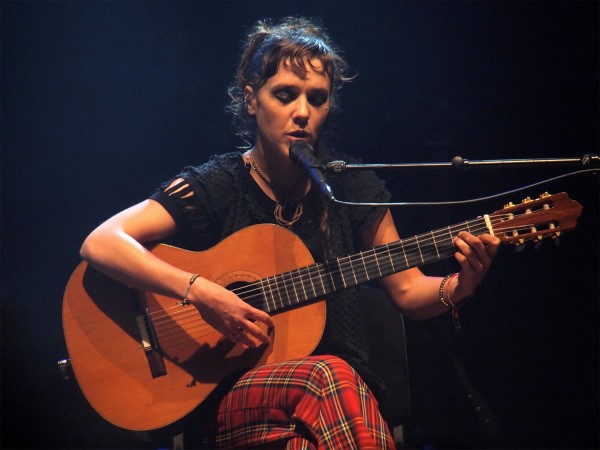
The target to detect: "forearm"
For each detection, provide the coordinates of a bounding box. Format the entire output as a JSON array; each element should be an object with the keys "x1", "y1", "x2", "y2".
[
  {"x1": 381, "y1": 270, "x2": 454, "y2": 320},
  {"x1": 79, "y1": 200, "x2": 195, "y2": 301},
  {"x1": 80, "y1": 228, "x2": 193, "y2": 301}
]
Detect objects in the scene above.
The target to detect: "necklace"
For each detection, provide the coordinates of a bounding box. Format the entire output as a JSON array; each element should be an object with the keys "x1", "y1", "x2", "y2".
[{"x1": 245, "y1": 150, "x2": 304, "y2": 227}]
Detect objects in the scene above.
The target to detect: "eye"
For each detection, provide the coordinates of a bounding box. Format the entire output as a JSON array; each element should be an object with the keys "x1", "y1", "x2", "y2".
[
  {"x1": 274, "y1": 89, "x2": 296, "y2": 104},
  {"x1": 308, "y1": 92, "x2": 329, "y2": 108}
]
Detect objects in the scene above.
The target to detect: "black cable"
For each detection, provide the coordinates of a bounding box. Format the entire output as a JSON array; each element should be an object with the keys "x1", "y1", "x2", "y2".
[{"x1": 333, "y1": 168, "x2": 598, "y2": 207}]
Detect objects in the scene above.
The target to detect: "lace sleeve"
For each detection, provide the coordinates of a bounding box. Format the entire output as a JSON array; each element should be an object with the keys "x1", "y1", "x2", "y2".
[{"x1": 149, "y1": 176, "x2": 218, "y2": 249}]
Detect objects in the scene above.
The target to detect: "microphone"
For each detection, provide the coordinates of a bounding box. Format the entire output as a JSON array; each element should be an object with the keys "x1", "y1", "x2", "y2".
[{"x1": 289, "y1": 141, "x2": 335, "y2": 202}]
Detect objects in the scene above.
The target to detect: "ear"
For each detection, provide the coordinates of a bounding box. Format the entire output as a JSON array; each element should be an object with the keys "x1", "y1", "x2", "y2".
[{"x1": 244, "y1": 86, "x2": 256, "y2": 116}]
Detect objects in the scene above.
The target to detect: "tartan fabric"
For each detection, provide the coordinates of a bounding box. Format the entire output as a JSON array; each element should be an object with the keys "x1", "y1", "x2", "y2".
[{"x1": 212, "y1": 355, "x2": 395, "y2": 450}]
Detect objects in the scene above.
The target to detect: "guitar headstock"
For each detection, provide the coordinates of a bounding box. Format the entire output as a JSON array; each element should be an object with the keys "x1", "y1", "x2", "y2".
[{"x1": 489, "y1": 192, "x2": 583, "y2": 246}]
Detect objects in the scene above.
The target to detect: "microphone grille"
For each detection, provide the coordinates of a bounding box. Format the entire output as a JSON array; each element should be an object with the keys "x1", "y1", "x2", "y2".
[{"x1": 289, "y1": 140, "x2": 314, "y2": 163}]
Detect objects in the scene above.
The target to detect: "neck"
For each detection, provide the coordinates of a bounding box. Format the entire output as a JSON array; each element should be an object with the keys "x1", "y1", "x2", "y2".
[{"x1": 248, "y1": 149, "x2": 309, "y2": 201}]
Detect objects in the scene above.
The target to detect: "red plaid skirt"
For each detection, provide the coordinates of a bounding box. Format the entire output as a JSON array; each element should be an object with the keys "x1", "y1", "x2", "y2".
[{"x1": 212, "y1": 355, "x2": 395, "y2": 449}]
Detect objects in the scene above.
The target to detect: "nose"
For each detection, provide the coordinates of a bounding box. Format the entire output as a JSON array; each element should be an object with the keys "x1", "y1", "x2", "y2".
[{"x1": 293, "y1": 96, "x2": 309, "y2": 127}]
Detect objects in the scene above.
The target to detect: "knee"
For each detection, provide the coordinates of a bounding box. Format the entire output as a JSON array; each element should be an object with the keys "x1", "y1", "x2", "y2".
[{"x1": 307, "y1": 355, "x2": 361, "y2": 387}]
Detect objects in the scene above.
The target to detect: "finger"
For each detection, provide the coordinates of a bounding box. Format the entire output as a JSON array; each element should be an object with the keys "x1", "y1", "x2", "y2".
[
  {"x1": 454, "y1": 235, "x2": 484, "y2": 272},
  {"x1": 457, "y1": 232, "x2": 495, "y2": 268},
  {"x1": 479, "y1": 233, "x2": 501, "y2": 258},
  {"x1": 244, "y1": 319, "x2": 273, "y2": 345},
  {"x1": 249, "y1": 309, "x2": 275, "y2": 329}
]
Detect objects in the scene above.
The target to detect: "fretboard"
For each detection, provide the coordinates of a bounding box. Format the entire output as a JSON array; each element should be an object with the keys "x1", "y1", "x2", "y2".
[{"x1": 240, "y1": 216, "x2": 489, "y2": 313}]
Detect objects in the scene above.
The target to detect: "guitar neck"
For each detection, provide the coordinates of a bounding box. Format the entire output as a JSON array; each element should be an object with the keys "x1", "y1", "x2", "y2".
[{"x1": 242, "y1": 216, "x2": 489, "y2": 313}]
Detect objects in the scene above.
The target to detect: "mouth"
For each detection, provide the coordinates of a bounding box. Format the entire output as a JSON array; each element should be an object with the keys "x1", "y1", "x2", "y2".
[{"x1": 286, "y1": 130, "x2": 311, "y2": 142}]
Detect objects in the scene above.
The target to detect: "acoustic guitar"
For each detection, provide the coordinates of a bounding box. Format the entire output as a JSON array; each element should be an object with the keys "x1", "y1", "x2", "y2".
[{"x1": 62, "y1": 192, "x2": 582, "y2": 431}]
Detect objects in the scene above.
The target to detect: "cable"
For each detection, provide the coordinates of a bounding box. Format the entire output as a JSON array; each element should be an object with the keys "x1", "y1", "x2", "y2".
[{"x1": 333, "y1": 168, "x2": 598, "y2": 207}]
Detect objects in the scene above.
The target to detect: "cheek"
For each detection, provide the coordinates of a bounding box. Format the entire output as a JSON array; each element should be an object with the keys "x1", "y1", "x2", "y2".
[
  {"x1": 257, "y1": 104, "x2": 286, "y2": 128},
  {"x1": 314, "y1": 111, "x2": 329, "y2": 131}
]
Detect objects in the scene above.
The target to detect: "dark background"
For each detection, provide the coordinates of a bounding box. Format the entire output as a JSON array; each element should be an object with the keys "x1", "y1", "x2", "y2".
[{"x1": 2, "y1": 1, "x2": 598, "y2": 449}]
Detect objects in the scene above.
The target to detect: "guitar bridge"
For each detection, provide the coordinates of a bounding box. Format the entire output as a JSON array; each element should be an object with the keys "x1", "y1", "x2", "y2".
[
  {"x1": 135, "y1": 306, "x2": 167, "y2": 378},
  {"x1": 136, "y1": 312, "x2": 155, "y2": 352}
]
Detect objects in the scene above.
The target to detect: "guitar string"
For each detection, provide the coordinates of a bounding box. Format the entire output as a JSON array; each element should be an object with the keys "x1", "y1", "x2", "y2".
[
  {"x1": 245, "y1": 219, "x2": 493, "y2": 310},
  {"x1": 151, "y1": 218, "x2": 528, "y2": 346},
  {"x1": 155, "y1": 214, "x2": 500, "y2": 321},
  {"x1": 154, "y1": 218, "x2": 546, "y2": 349},
  {"x1": 151, "y1": 223, "x2": 495, "y2": 348},
  {"x1": 150, "y1": 213, "x2": 521, "y2": 340},
  {"x1": 151, "y1": 211, "x2": 534, "y2": 324},
  {"x1": 150, "y1": 213, "x2": 554, "y2": 347},
  {"x1": 150, "y1": 216, "x2": 489, "y2": 323},
  {"x1": 152, "y1": 224, "x2": 542, "y2": 349}
]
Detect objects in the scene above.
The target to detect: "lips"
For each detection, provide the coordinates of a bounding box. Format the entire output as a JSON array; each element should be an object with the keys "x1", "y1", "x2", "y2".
[
  {"x1": 288, "y1": 129, "x2": 309, "y2": 137},
  {"x1": 287, "y1": 130, "x2": 311, "y2": 143}
]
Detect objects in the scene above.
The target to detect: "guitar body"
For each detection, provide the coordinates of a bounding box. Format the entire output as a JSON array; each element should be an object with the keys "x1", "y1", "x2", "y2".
[{"x1": 63, "y1": 224, "x2": 326, "y2": 431}]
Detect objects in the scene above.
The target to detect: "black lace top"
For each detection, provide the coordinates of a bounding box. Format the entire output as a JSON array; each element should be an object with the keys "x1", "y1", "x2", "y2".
[{"x1": 150, "y1": 150, "x2": 392, "y2": 406}]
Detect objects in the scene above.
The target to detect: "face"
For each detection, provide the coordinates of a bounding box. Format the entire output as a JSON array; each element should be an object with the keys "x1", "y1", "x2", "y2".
[{"x1": 245, "y1": 58, "x2": 331, "y2": 167}]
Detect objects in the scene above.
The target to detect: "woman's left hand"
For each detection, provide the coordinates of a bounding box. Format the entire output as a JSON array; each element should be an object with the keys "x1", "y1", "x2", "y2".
[{"x1": 452, "y1": 231, "x2": 501, "y2": 302}]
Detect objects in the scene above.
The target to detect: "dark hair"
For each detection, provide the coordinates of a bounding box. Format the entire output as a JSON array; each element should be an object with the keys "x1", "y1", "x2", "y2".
[{"x1": 227, "y1": 17, "x2": 353, "y2": 147}]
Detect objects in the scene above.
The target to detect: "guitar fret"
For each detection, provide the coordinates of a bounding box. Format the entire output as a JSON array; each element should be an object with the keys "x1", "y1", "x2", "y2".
[
  {"x1": 431, "y1": 231, "x2": 441, "y2": 259},
  {"x1": 360, "y1": 251, "x2": 373, "y2": 280},
  {"x1": 260, "y1": 278, "x2": 273, "y2": 313},
  {"x1": 286, "y1": 272, "x2": 298, "y2": 305},
  {"x1": 274, "y1": 273, "x2": 287, "y2": 309},
  {"x1": 415, "y1": 236, "x2": 425, "y2": 264},
  {"x1": 315, "y1": 263, "x2": 327, "y2": 298},
  {"x1": 327, "y1": 263, "x2": 336, "y2": 291},
  {"x1": 296, "y1": 267, "x2": 309, "y2": 303},
  {"x1": 368, "y1": 249, "x2": 381, "y2": 279},
  {"x1": 307, "y1": 265, "x2": 318, "y2": 300},
  {"x1": 338, "y1": 257, "x2": 349, "y2": 289},
  {"x1": 385, "y1": 244, "x2": 396, "y2": 273},
  {"x1": 399, "y1": 240, "x2": 410, "y2": 268},
  {"x1": 348, "y1": 255, "x2": 359, "y2": 285}
]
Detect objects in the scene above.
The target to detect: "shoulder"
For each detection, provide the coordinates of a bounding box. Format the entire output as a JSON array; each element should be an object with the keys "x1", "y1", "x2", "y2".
[{"x1": 181, "y1": 151, "x2": 245, "y2": 182}]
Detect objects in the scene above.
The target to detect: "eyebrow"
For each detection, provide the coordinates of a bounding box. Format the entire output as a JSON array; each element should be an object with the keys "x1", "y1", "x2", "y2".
[{"x1": 270, "y1": 83, "x2": 330, "y2": 93}]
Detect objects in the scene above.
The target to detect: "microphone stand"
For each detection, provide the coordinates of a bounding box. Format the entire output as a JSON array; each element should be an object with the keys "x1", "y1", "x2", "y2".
[
  {"x1": 323, "y1": 154, "x2": 598, "y2": 207},
  {"x1": 326, "y1": 154, "x2": 599, "y2": 172}
]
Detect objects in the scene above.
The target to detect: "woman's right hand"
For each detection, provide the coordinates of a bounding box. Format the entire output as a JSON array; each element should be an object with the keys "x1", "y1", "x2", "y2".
[{"x1": 190, "y1": 277, "x2": 275, "y2": 347}]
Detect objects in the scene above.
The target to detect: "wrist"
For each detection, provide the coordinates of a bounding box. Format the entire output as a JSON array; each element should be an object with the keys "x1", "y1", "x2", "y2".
[
  {"x1": 182, "y1": 273, "x2": 201, "y2": 305},
  {"x1": 449, "y1": 273, "x2": 474, "y2": 305},
  {"x1": 439, "y1": 273, "x2": 462, "y2": 334}
]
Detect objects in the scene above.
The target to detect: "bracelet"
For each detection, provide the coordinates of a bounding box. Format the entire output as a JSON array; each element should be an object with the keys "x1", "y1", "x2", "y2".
[
  {"x1": 439, "y1": 273, "x2": 461, "y2": 334},
  {"x1": 182, "y1": 273, "x2": 200, "y2": 305},
  {"x1": 438, "y1": 273, "x2": 457, "y2": 308}
]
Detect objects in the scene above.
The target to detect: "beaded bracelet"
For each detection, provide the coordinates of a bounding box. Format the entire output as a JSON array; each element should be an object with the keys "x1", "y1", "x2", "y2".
[
  {"x1": 182, "y1": 273, "x2": 200, "y2": 305},
  {"x1": 439, "y1": 273, "x2": 461, "y2": 334}
]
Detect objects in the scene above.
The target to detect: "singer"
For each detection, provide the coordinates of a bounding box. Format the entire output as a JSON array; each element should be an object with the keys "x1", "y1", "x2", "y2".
[{"x1": 80, "y1": 17, "x2": 500, "y2": 449}]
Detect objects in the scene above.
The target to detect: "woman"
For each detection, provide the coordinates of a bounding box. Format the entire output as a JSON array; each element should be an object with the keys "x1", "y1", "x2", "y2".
[{"x1": 81, "y1": 17, "x2": 500, "y2": 449}]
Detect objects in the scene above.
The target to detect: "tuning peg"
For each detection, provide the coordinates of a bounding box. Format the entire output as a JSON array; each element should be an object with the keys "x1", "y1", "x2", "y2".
[
  {"x1": 530, "y1": 226, "x2": 543, "y2": 243},
  {"x1": 548, "y1": 223, "x2": 561, "y2": 245},
  {"x1": 521, "y1": 196, "x2": 532, "y2": 203},
  {"x1": 514, "y1": 242, "x2": 526, "y2": 252},
  {"x1": 504, "y1": 201, "x2": 515, "y2": 208}
]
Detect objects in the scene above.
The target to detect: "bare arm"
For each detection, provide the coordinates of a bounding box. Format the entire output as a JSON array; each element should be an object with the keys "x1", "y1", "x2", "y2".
[
  {"x1": 80, "y1": 197, "x2": 274, "y2": 346},
  {"x1": 363, "y1": 209, "x2": 501, "y2": 320}
]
